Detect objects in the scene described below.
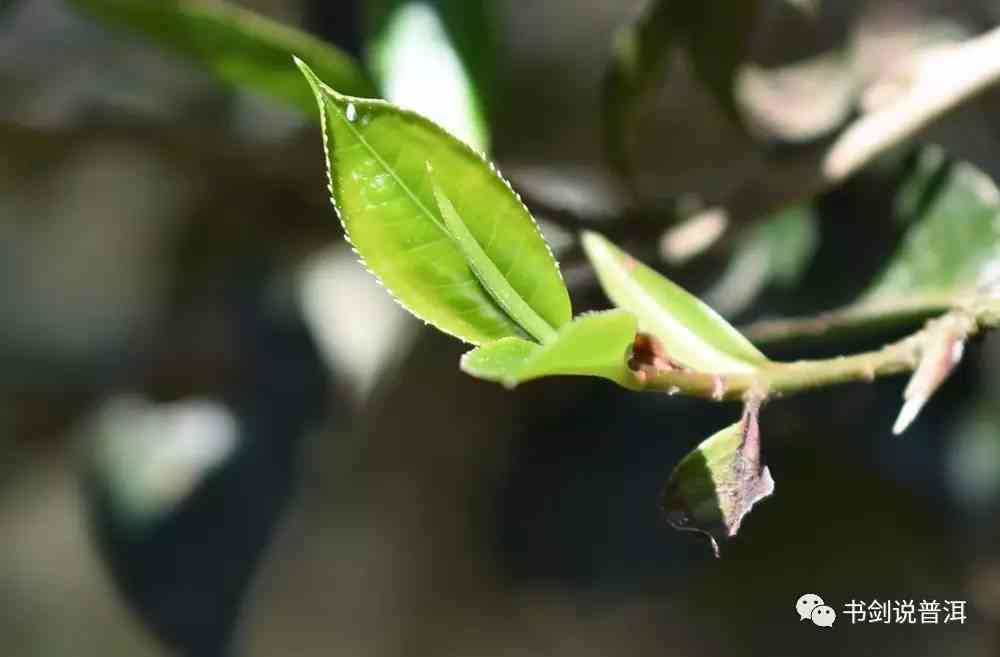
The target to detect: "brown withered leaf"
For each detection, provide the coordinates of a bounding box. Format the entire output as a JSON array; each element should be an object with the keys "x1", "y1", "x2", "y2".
[{"x1": 661, "y1": 400, "x2": 774, "y2": 556}]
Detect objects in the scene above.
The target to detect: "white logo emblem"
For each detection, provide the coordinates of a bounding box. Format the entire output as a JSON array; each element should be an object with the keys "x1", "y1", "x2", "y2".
[{"x1": 797, "y1": 594, "x2": 836, "y2": 627}]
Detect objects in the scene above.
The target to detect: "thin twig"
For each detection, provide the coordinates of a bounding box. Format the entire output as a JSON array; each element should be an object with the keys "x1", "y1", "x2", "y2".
[
  {"x1": 637, "y1": 297, "x2": 1000, "y2": 400},
  {"x1": 741, "y1": 292, "x2": 960, "y2": 343}
]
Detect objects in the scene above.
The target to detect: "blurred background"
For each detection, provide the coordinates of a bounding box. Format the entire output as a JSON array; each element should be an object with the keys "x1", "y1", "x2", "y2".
[{"x1": 2, "y1": 0, "x2": 1000, "y2": 655}]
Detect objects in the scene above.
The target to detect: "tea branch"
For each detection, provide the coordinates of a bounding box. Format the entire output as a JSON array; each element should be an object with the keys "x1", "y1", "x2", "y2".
[
  {"x1": 636, "y1": 296, "x2": 1000, "y2": 402},
  {"x1": 740, "y1": 292, "x2": 961, "y2": 344}
]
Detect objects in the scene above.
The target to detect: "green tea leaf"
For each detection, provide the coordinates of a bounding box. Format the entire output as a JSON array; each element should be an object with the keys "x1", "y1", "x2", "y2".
[
  {"x1": 459, "y1": 337, "x2": 538, "y2": 383},
  {"x1": 863, "y1": 147, "x2": 1000, "y2": 302},
  {"x1": 69, "y1": 0, "x2": 376, "y2": 111},
  {"x1": 745, "y1": 147, "x2": 1000, "y2": 344},
  {"x1": 661, "y1": 402, "x2": 774, "y2": 556},
  {"x1": 364, "y1": 0, "x2": 492, "y2": 150},
  {"x1": 581, "y1": 231, "x2": 767, "y2": 373},
  {"x1": 460, "y1": 310, "x2": 640, "y2": 389},
  {"x1": 297, "y1": 60, "x2": 571, "y2": 346}
]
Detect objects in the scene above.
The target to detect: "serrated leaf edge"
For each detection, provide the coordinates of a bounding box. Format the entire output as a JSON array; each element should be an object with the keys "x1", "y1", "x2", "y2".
[{"x1": 295, "y1": 56, "x2": 568, "y2": 345}]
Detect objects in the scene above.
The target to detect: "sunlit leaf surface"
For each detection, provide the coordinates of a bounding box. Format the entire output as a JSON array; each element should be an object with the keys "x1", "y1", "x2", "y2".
[
  {"x1": 582, "y1": 232, "x2": 767, "y2": 373},
  {"x1": 461, "y1": 310, "x2": 639, "y2": 389},
  {"x1": 433, "y1": 182, "x2": 556, "y2": 343},
  {"x1": 297, "y1": 61, "x2": 571, "y2": 346}
]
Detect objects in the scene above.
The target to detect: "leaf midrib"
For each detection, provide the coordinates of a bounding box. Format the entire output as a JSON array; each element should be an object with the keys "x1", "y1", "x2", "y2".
[{"x1": 321, "y1": 86, "x2": 537, "y2": 339}]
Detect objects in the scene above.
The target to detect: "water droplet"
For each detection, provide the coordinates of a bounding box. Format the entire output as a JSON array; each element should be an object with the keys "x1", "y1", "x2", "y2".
[{"x1": 346, "y1": 103, "x2": 358, "y2": 122}]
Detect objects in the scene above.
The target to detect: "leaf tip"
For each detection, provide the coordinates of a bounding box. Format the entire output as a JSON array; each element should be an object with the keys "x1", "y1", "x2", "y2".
[
  {"x1": 294, "y1": 55, "x2": 346, "y2": 105},
  {"x1": 292, "y1": 55, "x2": 315, "y2": 82},
  {"x1": 579, "y1": 230, "x2": 606, "y2": 254},
  {"x1": 893, "y1": 396, "x2": 925, "y2": 435},
  {"x1": 294, "y1": 55, "x2": 327, "y2": 105}
]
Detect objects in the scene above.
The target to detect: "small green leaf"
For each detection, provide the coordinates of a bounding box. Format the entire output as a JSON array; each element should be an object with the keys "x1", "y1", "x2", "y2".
[
  {"x1": 863, "y1": 147, "x2": 1000, "y2": 302},
  {"x1": 364, "y1": 0, "x2": 493, "y2": 150},
  {"x1": 460, "y1": 337, "x2": 538, "y2": 382},
  {"x1": 460, "y1": 310, "x2": 640, "y2": 389},
  {"x1": 745, "y1": 148, "x2": 1000, "y2": 344},
  {"x1": 661, "y1": 402, "x2": 774, "y2": 556},
  {"x1": 581, "y1": 231, "x2": 767, "y2": 373},
  {"x1": 297, "y1": 60, "x2": 571, "y2": 346},
  {"x1": 69, "y1": 0, "x2": 376, "y2": 111}
]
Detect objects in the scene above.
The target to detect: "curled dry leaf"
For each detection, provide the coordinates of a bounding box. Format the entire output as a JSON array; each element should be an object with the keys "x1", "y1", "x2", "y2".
[{"x1": 661, "y1": 399, "x2": 774, "y2": 556}]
